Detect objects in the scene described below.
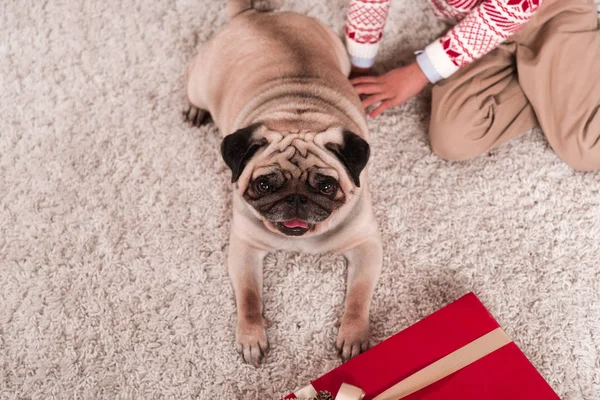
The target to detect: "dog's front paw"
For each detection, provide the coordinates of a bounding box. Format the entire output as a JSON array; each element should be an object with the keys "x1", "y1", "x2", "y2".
[
  {"x1": 236, "y1": 316, "x2": 270, "y2": 367},
  {"x1": 335, "y1": 314, "x2": 370, "y2": 362},
  {"x1": 182, "y1": 105, "x2": 210, "y2": 127}
]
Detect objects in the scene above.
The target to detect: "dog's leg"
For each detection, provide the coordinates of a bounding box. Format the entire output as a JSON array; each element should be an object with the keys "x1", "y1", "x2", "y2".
[
  {"x1": 228, "y1": 232, "x2": 270, "y2": 366},
  {"x1": 337, "y1": 239, "x2": 382, "y2": 362},
  {"x1": 183, "y1": 56, "x2": 212, "y2": 127}
]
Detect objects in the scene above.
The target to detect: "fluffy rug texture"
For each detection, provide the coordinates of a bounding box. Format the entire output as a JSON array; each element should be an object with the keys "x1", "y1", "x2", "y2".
[{"x1": 1, "y1": 1, "x2": 599, "y2": 399}]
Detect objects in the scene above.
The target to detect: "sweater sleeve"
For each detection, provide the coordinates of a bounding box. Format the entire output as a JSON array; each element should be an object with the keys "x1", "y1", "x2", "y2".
[
  {"x1": 345, "y1": 0, "x2": 392, "y2": 68},
  {"x1": 421, "y1": 0, "x2": 544, "y2": 82}
]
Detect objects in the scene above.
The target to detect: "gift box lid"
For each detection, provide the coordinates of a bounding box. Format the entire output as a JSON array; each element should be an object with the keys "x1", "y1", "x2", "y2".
[{"x1": 285, "y1": 292, "x2": 559, "y2": 400}]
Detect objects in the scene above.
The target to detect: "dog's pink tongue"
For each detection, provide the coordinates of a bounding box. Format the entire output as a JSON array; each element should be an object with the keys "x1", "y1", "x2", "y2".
[{"x1": 282, "y1": 219, "x2": 308, "y2": 229}]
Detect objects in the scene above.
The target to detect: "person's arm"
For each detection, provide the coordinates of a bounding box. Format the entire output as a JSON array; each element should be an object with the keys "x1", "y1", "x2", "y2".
[
  {"x1": 353, "y1": 0, "x2": 545, "y2": 118},
  {"x1": 417, "y1": 0, "x2": 545, "y2": 83},
  {"x1": 345, "y1": 0, "x2": 392, "y2": 69}
]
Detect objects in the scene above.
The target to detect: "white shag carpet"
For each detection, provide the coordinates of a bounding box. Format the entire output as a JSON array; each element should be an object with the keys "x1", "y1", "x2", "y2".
[{"x1": 1, "y1": 1, "x2": 599, "y2": 399}]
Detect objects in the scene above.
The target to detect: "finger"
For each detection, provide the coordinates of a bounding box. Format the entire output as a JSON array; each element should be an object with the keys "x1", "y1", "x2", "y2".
[
  {"x1": 193, "y1": 110, "x2": 205, "y2": 126},
  {"x1": 360, "y1": 340, "x2": 369, "y2": 353},
  {"x1": 354, "y1": 84, "x2": 385, "y2": 96},
  {"x1": 362, "y1": 93, "x2": 389, "y2": 109},
  {"x1": 250, "y1": 344, "x2": 263, "y2": 367},
  {"x1": 190, "y1": 108, "x2": 200, "y2": 125},
  {"x1": 351, "y1": 343, "x2": 361, "y2": 359},
  {"x1": 242, "y1": 345, "x2": 251, "y2": 364},
  {"x1": 185, "y1": 107, "x2": 197, "y2": 123},
  {"x1": 340, "y1": 343, "x2": 352, "y2": 362},
  {"x1": 259, "y1": 342, "x2": 268, "y2": 359},
  {"x1": 350, "y1": 76, "x2": 380, "y2": 85},
  {"x1": 335, "y1": 338, "x2": 345, "y2": 353},
  {"x1": 259, "y1": 337, "x2": 269, "y2": 356},
  {"x1": 369, "y1": 100, "x2": 393, "y2": 118}
]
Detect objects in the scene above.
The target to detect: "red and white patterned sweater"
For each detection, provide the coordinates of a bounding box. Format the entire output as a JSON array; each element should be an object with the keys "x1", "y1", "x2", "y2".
[{"x1": 346, "y1": 0, "x2": 544, "y2": 80}]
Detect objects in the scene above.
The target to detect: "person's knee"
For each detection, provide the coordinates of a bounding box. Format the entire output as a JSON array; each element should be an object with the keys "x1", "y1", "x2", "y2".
[
  {"x1": 428, "y1": 117, "x2": 488, "y2": 161},
  {"x1": 552, "y1": 144, "x2": 600, "y2": 171},
  {"x1": 545, "y1": 118, "x2": 600, "y2": 171}
]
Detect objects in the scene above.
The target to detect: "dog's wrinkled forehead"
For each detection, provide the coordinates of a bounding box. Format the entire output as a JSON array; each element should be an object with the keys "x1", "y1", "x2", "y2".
[{"x1": 253, "y1": 127, "x2": 343, "y2": 178}]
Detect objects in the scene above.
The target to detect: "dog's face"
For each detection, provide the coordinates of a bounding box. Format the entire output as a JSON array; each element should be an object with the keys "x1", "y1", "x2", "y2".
[{"x1": 221, "y1": 124, "x2": 370, "y2": 237}]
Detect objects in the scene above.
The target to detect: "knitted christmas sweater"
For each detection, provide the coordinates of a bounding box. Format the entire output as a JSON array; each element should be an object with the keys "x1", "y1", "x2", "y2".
[{"x1": 346, "y1": 0, "x2": 544, "y2": 82}]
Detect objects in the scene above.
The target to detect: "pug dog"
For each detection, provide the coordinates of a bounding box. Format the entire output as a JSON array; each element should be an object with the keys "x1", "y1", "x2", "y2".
[{"x1": 184, "y1": 0, "x2": 382, "y2": 366}]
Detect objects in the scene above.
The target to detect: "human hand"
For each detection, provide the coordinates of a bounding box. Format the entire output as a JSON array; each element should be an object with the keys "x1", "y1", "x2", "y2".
[{"x1": 350, "y1": 62, "x2": 430, "y2": 118}]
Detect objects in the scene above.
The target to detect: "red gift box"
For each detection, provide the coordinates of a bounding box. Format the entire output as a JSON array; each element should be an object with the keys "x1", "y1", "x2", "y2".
[{"x1": 283, "y1": 293, "x2": 559, "y2": 400}]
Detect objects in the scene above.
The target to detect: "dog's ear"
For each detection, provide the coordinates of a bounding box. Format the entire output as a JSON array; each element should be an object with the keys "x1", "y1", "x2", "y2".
[
  {"x1": 221, "y1": 124, "x2": 266, "y2": 183},
  {"x1": 325, "y1": 130, "x2": 370, "y2": 187}
]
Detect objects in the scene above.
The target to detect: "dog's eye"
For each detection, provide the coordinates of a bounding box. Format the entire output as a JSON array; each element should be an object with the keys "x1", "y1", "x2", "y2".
[
  {"x1": 255, "y1": 178, "x2": 272, "y2": 195},
  {"x1": 318, "y1": 181, "x2": 337, "y2": 195}
]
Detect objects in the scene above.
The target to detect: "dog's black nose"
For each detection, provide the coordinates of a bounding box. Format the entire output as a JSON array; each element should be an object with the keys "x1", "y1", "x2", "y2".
[{"x1": 285, "y1": 194, "x2": 307, "y2": 206}]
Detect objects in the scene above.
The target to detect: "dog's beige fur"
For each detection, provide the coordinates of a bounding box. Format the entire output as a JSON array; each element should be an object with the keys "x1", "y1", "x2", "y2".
[{"x1": 185, "y1": 0, "x2": 382, "y2": 366}]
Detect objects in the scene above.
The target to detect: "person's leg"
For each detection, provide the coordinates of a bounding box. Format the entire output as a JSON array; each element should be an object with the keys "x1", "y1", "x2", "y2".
[
  {"x1": 429, "y1": 42, "x2": 538, "y2": 161},
  {"x1": 517, "y1": 0, "x2": 600, "y2": 171},
  {"x1": 345, "y1": 0, "x2": 391, "y2": 73}
]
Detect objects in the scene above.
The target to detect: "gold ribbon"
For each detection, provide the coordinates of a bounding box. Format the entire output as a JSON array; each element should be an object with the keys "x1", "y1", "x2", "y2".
[
  {"x1": 294, "y1": 327, "x2": 512, "y2": 400},
  {"x1": 335, "y1": 383, "x2": 366, "y2": 400}
]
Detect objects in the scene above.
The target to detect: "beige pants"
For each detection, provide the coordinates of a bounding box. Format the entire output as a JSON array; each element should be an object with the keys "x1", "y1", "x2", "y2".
[{"x1": 429, "y1": 0, "x2": 600, "y2": 171}]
